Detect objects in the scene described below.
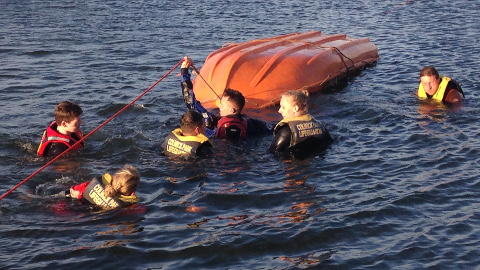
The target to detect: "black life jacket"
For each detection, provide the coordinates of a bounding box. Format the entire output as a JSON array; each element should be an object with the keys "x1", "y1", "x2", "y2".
[{"x1": 273, "y1": 114, "x2": 332, "y2": 157}]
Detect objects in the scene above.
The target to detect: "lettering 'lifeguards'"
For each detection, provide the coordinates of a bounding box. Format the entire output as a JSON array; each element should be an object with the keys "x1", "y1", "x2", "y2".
[{"x1": 297, "y1": 122, "x2": 322, "y2": 138}]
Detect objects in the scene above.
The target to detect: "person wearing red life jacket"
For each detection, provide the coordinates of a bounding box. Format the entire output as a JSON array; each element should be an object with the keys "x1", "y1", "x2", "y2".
[
  {"x1": 180, "y1": 56, "x2": 272, "y2": 141},
  {"x1": 417, "y1": 66, "x2": 464, "y2": 104},
  {"x1": 37, "y1": 101, "x2": 84, "y2": 157}
]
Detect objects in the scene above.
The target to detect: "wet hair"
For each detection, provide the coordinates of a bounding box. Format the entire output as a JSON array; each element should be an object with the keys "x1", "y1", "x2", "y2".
[
  {"x1": 282, "y1": 90, "x2": 310, "y2": 115},
  {"x1": 180, "y1": 110, "x2": 204, "y2": 134},
  {"x1": 222, "y1": 88, "x2": 245, "y2": 112},
  {"x1": 54, "y1": 101, "x2": 83, "y2": 125},
  {"x1": 104, "y1": 164, "x2": 140, "y2": 197},
  {"x1": 420, "y1": 66, "x2": 440, "y2": 79}
]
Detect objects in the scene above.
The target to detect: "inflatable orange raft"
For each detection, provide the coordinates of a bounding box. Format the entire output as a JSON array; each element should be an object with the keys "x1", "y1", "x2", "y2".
[{"x1": 192, "y1": 31, "x2": 379, "y2": 109}]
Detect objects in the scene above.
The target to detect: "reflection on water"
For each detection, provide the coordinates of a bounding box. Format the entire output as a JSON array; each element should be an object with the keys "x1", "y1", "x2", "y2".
[
  {"x1": 280, "y1": 201, "x2": 327, "y2": 224},
  {"x1": 2, "y1": 0, "x2": 480, "y2": 269},
  {"x1": 416, "y1": 100, "x2": 456, "y2": 122},
  {"x1": 95, "y1": 219, "x2": 145, "y2": 236},
  {"x1": 279, "y1": 251, "x2": 333, "y2": 268}
]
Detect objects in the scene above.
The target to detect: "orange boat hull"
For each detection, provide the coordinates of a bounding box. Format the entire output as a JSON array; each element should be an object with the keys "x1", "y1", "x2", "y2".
[{"x1": 192, "y1": 31, "x2": 379, "y2": 109}]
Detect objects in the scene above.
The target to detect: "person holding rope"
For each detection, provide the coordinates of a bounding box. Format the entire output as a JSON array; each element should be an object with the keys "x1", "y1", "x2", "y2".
[
  {"x1": 417, "y1": 66, "x2": 464, "y2": 104},
  {"x1": 162, "y1": 110, "x2": 213, "y2": 158},
  {"x1": 59, "y1": 164, "x2": 140, "y2": 209},
  {"x1": 269, "y1": 90, "x2": 333, "y2": 159},
  {"x1": 37, "y1": 101, "x2": 85, "y2": 157},
  {"x1": 1, "y1": 59, "x2": 185, "y2": 201},
  {"x1": 180, "y1": 56, "x2": 272, "y2": 141}
]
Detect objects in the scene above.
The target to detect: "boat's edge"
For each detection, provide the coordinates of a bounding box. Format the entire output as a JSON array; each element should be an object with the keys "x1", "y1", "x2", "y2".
[{"x1": 193, "y1": 31, "x2": 380, "y2": 109}]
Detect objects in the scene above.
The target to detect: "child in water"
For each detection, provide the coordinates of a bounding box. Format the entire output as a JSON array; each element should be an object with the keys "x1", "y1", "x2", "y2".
[
  {"x1": 61, "y1": 164, "x2": 140, "y2": 209},
  {"x1": 37, "y1": 101, "x2": 85, "y2": 157}
]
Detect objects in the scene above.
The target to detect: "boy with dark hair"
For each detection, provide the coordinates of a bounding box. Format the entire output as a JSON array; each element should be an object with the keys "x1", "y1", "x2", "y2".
[{"x1": 37, "y1": 101, "x2": 84, "y2": 157}]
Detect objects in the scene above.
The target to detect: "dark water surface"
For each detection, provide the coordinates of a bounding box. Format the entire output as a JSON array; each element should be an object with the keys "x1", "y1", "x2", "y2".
[{"x1": 1, "y1": 0, "x2": 480, "y2": 269}]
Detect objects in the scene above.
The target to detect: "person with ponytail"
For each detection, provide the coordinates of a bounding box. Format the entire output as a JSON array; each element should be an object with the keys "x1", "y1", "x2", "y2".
[
  {"x1": 268, "y1": 90, "x2": 333, "y2": 159},
  {"x1": 62, "y1": 164, "x2": 140, "y2": 208}
]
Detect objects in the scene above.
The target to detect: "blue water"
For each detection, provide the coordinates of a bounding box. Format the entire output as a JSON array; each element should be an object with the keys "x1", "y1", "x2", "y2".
[{"x1": 1, "y1": 0, "x2": 480, "y2": 269}]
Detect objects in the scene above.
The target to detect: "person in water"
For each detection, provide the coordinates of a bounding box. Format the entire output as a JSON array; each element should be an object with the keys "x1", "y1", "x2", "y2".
[
  {"x1": 162, "y1": 110, "x2": 213, "y2": 158},
  {"x1": 37, "y1": 101, "x2": 84, "y2": 157},
  {"x1": 268, "y1": 90, "x2": 333, "y2": 158},
  {"x1": 61, "y1": 164, "x2": 140, "y2": 209},
  {"x1": 417, "y1": 66, "x2": 464, "y2": 104},
  {"x1": 180, "y1": 56, "x2": 272, "y2": 141}
]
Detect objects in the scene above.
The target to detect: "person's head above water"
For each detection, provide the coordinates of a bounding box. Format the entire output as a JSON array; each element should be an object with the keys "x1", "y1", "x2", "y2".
[
  {"x1": 54, "y1": 101, "x2": 83, "y2": 135},
  {"x1": 104, "y1": 164, "x2": 140, "y2": 198},
  {"x1": 278, "y1": 90, "x2": 310, "y2": 119},
  {"x1": 180, "y1": 110, "x2": 206, "y2": 136},
  {"x1": 419, "y1": 66, "x2": 441, "y2": 96},
  {"x1": 217, "y1": 88, "x2": 245, "y2": 117}
]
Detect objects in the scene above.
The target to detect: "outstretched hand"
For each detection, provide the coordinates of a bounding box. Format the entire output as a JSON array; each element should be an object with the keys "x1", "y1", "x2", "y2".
[{"x1": 181, "y1": 56, "x2": 193, "y2": 69}]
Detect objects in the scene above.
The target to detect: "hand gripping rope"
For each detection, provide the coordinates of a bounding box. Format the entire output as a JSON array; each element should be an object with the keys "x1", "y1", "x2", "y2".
[{"x1": 0, "y1": 59, "x2": 184, "y2": 201}]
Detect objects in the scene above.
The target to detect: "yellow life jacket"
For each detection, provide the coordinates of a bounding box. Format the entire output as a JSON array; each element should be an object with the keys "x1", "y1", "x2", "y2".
[
  {"x1": 83, "y1": 173, "x2": 139, "y2": 208},
  {"x1": 417, "y1": 76, "x2": 452, "y2": 102},
  {"x1": 162, "y1": 128, "x2": 213, "y2": 156}
]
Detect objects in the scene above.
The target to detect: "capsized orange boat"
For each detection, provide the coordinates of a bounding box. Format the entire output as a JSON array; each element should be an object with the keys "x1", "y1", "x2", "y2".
[{"x1": 192, "y1": 31, "x2": 379, "y2": 109}]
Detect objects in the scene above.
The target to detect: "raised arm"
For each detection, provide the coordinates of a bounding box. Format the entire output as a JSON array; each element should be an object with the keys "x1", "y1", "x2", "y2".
[{"x1": 180, "y1": 56, "x2": 220, "y2": 129}]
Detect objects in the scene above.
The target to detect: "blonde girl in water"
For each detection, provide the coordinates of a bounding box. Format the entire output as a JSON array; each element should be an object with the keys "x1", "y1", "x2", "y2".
[
  {"x1": 63, "y1": 164, "x2": 140, "y2": 209},
  {"x1": 268, "y1": 90, "x2": 333, "y2": 158}
]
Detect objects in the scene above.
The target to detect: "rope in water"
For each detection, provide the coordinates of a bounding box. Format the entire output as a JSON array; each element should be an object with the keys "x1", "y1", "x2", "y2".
[{"x1": 0, "y1": 59, "x2": 184, "y2": 201}]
